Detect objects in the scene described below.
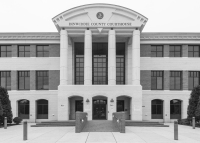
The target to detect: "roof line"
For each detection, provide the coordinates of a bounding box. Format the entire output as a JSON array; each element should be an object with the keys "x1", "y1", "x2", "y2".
[{"x1": 52, "y1": 3, "x2": 148, "y2": 20}]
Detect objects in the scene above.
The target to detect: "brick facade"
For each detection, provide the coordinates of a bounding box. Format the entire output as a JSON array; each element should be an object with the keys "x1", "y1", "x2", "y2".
[
  {"x1": 182, "y1": 45, "x2": 188, "y2": 57},
  {"x1": 30, "y1": 45, "x2": 36, "y2": 57},
  {"x1": 140, "y1": 45, "x2": 151, "y2": 57},
  {"x1": 30, "y1": 70, "x2": 36, "y2": 90},
  {"x1": 140, "y1": 70, "x2": 151, "y2": 90},
  {"x1": 11, "y1": 71, "x2": 17, "y2": 90},
  {"x1": 164, "y1": 71, "x2": 170, "y2": 90},
  {"x1": 49, "y1": 70, "x2": 60, "y2": 90},
  {"x1": 12, "y1": 45, "x2": 18, "y2": 57},
  {"x1": 164, "y1": 45, "x2": 169, "y2": 57},
  {"x1": 49, "y1": 44, "x2": 60, "y2": 57},
  {"x1": 182, "y1": 71, "x2": 188, "y2": 90}
]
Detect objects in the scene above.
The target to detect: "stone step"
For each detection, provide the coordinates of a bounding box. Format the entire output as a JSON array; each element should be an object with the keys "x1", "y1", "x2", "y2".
[{"x1": 31, "y1": 125, "x2": 73, "y2": 127}]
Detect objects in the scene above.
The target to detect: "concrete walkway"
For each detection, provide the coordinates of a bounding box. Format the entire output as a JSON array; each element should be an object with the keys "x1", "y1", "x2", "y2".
[{"x1": 1, "y1": 123, "x2": 200, "y2": 143}]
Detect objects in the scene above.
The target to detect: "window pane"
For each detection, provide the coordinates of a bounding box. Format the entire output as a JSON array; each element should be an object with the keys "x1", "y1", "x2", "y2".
[
  {"x1": 25, "y1": 77, "x2": 30, "y2": 90},
  {"x1": 157, "y1": 77, "x2": 163, "y2": 89},
  {"x1": 19, "y1": 77, "x2": 25, "y2": 90}
]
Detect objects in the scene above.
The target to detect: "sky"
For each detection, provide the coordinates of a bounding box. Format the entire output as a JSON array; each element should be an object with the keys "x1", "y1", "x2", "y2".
[{"x1": 0, "y1": 0, "x2": 200, "y2": 32}]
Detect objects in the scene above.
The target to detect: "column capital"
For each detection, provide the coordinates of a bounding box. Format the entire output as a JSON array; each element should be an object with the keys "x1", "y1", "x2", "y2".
[
  {"x1": 109, "y1": 29, "x2": 116, "y2": 35},
  {"x1": 60, "y1": 29, "x2": 67, "y2": 35},
  {"x1": 85, "y1": 29, "x2": 92, "y2": 35},
  {"x1": 133, "y1": 29, "x2": 140, "y2": 36}
]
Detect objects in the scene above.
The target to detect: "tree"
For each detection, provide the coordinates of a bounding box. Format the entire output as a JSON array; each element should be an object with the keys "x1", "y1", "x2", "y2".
[
  {"x1": 195, "y1": 98, "x2": 200, "y2": 117},
  {"x1": 187, "y1": 85, "x2": 200, "y2": 122},
  {"x1": 0, "y1": 87, "x2": 13, "y2": 124}
]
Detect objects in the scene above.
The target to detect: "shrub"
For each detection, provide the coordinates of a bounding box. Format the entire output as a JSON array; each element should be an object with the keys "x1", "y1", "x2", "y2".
[
  {"x1": 178, "y1": 118, "x2": 190, "y2": 125},
  {"x1": 13, "y1": 117, "x2": 22, "y2": 124},
  {"x1": 0, "y1": 87, "x2": 13, "y2": 124},
  {"x1": 187, "y1": 85, "x2": 200, "y2": 122}
]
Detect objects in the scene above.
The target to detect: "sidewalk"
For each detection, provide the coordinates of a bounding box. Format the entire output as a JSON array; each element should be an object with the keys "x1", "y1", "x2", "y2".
[{"x1": 1, "y1": 123, "x2": 200, "y2": 143}]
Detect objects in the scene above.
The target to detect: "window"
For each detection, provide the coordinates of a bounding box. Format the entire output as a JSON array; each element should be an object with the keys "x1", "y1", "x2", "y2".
[
  {"x1": 0, "y1": 71, "x2": 11, "y2": 90},
  {"x1": 151, "y1": 99, "x2": 163, "y2": 119},
  {"x1": 18, "y1": 99, "x2": 29, "y2": 119},
  {"x1": 75, "y1": 43, "x2": 84, "y2": 85},
  {"x1": 116, "y1": 43, "x2": 125, "y2": 85},
  {"x1": 170, "y1": 45, "x2": 181, "y2": 57},
  {"x1": 93, "y1": 43, "x2": 108, "y2": 85},
  {"x1": 18, "y1": 71, "x2": 30, "y2": 90},
  {"x1": 151, "y1": 71, "x2": 163, "y2": 90},
  {"x1": 188, "y1": 45, "x2": 200, "y2": 57},
  {"x1": 37, "y1": 99, "x2": 48, "y2": 119},
  {"x1": 170, "y1": 99, "x2": 181, "y2": 119},
  {"x1": 170, "y1": 71, "x2": 182, "y2": 90},
  {"x1": 36, "y1": 71, "x2": 49, "y2": 90},
  {"x1": 36, "y1": 46, "x2": 49, "y2": 57},
  {"x1": 189, "y1": 71, "x2": 199, "y2": 90},
  {"x1": 18, "y1": 46, "x2": 30, "y2": 57},
  {"x1": 0, "y1": 46, "x2": 11, "y2": 57},
  {"x1": 151, "y1": 45, "x2": 163, "y2": 57}
]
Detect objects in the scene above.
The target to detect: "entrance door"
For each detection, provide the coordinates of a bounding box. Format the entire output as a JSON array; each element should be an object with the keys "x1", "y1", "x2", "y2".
[
  {"x1": 117, "y1": 100, "x2": 124, "y2": 112},
  {"x1": 75, "y1": 100, "x2": 83, "y2": 112},
  {"x1": 93, "y1": 99, "x2": 107, "y2": 120}
]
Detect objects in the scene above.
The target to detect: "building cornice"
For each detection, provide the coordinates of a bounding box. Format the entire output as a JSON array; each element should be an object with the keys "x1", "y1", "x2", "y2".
[
  {"x1": 0, "y1": 32, "x2": 200, "y2": 40},
  {"x1": 0, "y1": 33, "x2": 60, "y2": 40},
  {"x1": 141, "y1": 33, "x2": 200, "y2": 40}
]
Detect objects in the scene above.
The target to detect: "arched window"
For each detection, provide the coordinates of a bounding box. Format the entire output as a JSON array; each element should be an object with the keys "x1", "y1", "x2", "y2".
[
  {"x1": 37, "y1": 99, "x2": 48, "y2": 119},
  {"x1": 151, "y1": 99, "x2": 163, "y2": 119},
  {"x1": 170, "y1": 99, "x2": 181, "y2": 119},
  {"x1": 18, "y1": 99, "x2": 29, "y2": 119}
]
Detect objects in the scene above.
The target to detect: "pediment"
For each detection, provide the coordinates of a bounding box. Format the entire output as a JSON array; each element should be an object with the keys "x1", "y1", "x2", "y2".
[{"x1": 52, "y1": 3, "x2": 148, "y2": 31}]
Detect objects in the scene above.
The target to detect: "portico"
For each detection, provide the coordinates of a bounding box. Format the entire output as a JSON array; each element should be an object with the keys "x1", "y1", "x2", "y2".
[{"x1": 53, "y1": 3, "x2": 148, "y2": 121}]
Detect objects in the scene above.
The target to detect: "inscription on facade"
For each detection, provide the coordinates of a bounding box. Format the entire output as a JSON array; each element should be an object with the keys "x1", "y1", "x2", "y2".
[{"x1": 67, "y1": 22, "x2": 132, "y2": 27}]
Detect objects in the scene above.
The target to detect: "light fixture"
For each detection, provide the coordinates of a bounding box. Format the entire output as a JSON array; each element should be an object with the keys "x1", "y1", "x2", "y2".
[
  {"x1": 110, "y1": 99, "x2": 114, "y2": 102},
  {"x1": 86, "y1": 99, "x2": 90, "y2": 102}
]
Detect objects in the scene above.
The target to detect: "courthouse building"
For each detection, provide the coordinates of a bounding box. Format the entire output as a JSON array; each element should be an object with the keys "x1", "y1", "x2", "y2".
[{"x1": 0, "y1": 3, "x2": 199, "y2": 123}]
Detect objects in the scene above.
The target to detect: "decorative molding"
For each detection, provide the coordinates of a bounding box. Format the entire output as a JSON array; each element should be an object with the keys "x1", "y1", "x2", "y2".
[
  {"x1": 1, "y1": 33, "x2": 200, "y2": 40},
  {"x1": 140, "y1": 36, "x2": 200, "y2": 40},
  {"x1": 0, "y1": 33, "x2": 60, "y2": 40}
]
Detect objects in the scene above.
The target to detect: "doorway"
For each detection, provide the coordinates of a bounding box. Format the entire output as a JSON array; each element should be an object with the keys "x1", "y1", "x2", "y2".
[{"x1": 93, "y1": 99, "x2": 107, "y2": 120}]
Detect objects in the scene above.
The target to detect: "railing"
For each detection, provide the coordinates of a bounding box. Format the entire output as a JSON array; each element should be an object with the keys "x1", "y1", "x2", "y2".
[
  {"x1": 112, "y1": 112, "x2": 125, "y2": 133},
  {"x1": 75, "y1": 111, "x2": 88, "y2": 133}
]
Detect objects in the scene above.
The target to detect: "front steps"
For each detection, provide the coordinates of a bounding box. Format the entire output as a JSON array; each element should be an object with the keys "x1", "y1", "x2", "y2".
[
  {"x1": 82, "y1": 120, "x2": 119, "y2": 132},
  {"x1": 31, "y1": 120, "x2": 169, "y2": 127},
  {"x1": 31, "y1": 120, "x2": 75, "y2": 127},
  {"x1": 126, "y1": 121, "x2": 169, "y2": 127}
]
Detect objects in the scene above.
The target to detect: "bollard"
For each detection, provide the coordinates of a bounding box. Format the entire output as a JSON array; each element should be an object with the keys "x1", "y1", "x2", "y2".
[
  {"x1": 174, "y1": 121, "x2": 178, "y2": 140},
  {"x1": 23, "y1": 121, "x2": 28, "y2": 140},
  {"x1": 192, "y1": 117, "x2": 195, "y2": 129},
  {"x1": 4, "y1": 117, "x2": 7, "y2": 129}
]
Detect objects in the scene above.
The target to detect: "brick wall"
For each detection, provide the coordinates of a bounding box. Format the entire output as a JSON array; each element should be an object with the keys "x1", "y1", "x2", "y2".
[
  {"x1": 182, "y1": 71, "x2": 188, "y2": 90},
  {"x1": 49, "y1": 70, "x2": 60, "y2": 90},
  {"x1": 49, "y1": 44, "x2": 60, "y2": 57},
  {"x1": 11, "y1": 71, "x2": 17, "y2": 90},
  {"x1": 12, "y1": 45, "x2": 18, "y2": 57},
  {"x1": 30, "y1": 70, "x2": 36, "y2": 90},
  {"x1": 182, "y1": 45, "x2": 188, "y2": 57},
  {"x1": 140, "y1": 45, "x2": 151, "y2": 57},
  {"x1": 164, "y1": 45, "x2": 169, "y2": 57},
  {"x1": 30, "y1": 45, "x2": 36, "y2": 57},
  {"x1": 164, "y1": 71, "x2": 170, "y2": 90},
  {"x1": 140, "y1": 70, "x2": 151, "y2": 90}
]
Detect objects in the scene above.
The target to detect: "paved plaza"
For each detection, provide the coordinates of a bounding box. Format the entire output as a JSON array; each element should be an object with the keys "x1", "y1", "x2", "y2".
[{"x1": 1, "y1": 123, "x2": 200, "y2": 143}]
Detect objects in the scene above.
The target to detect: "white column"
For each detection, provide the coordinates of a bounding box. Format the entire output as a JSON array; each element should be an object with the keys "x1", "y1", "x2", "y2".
[
  {"x1": 108, "y1": 29, "x2": 116, "y2": 85},
  {"x1": 60, "y1": 29, "x2": 68, "y2": 85},
  {"x1": 132, "y1": 29, "x2": 140, "y2": 85},
  {"x1": 84, "y1": 30, "x2": 92, "y2": 85}
]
